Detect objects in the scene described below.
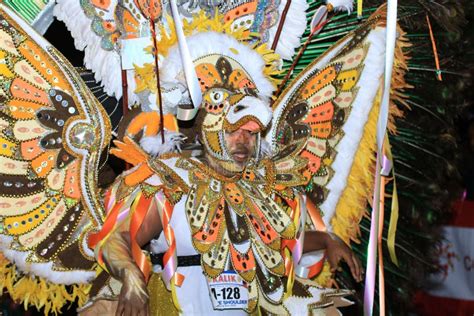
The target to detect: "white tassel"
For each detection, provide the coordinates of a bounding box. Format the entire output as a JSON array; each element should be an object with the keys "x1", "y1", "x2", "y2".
[
  {"x1": 140, "y1": 131, "x2": 187, "y2": 157},
  {"x1": 326, "y1": 0, "x2": 354, "y2": 14}
]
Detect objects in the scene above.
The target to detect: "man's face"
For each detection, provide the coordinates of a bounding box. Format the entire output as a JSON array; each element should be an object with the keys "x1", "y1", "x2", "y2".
[{"x1": 224, "y1": 128, "x2": 257, "y2": 168}]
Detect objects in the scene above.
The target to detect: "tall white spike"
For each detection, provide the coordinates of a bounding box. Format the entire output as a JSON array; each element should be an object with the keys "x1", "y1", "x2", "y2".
[{"x1": 169, "y1": 0, "x2": 202, "y2": 121}]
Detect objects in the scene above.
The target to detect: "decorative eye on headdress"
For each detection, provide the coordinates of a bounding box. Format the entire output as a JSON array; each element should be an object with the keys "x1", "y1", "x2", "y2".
[{"x1": 203, "y1": 88, "x2": 230, "y2": 114}]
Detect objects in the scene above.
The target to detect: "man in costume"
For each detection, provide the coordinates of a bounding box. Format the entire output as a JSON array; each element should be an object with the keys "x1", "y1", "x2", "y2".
[
  {"x1": 92, "y1": 116, "x2": 362, "y2": 315},
  {"x1": 0, "y1": 1, "x2": 406, "y2": 315}
]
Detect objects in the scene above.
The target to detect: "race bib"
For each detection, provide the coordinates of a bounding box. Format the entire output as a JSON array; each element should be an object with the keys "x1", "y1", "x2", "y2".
[{"x1": 207, "y1": 271, "x2": 248, "y2": 310}]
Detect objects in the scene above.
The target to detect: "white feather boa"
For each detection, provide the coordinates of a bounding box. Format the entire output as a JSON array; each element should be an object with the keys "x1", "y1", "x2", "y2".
[{"x1": 268, "y1": 0, "x2": 309, "y2": 60}]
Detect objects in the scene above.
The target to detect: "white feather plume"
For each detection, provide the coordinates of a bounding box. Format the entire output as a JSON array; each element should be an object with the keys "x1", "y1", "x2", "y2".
[
  {"x1": 54, "y1": 0, "x2": 122, "y2": 99},
  {"x1": 326, "y1": 0, "x2": 354, "y2": 13},
  {"x1": 140, "y1": 130, "x2": 187, "y2": 157}
]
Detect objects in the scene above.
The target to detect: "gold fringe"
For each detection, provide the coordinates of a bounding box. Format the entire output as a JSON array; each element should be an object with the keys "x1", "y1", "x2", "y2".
[
  {"x1": 0, "y1": 253, "x2": 92, "y2": 315},
  {"x1": 331, "y1": 87, "x2": 382, "y2": 245},
  {"x1": 387, "y1": 28, "x2": 412, "y2": 134}
]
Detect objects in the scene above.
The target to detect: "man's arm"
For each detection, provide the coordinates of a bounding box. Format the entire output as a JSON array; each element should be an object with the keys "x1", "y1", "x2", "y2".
[
  {"x1": 303, "y1": 230, "x2": 363, "y2": 282},
  {"x1": 302, "y1": 230, "x2": 330, "y2": 252},
  {"x1": 100, "y1": 198, "x2": 163, "y2": 316}
]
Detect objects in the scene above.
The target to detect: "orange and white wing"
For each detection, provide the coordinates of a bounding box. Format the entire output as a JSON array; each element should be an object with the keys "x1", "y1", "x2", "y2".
[
  {"x1": 267, "y1": 7, "x2": 404, "y2": 238},
  {"x1": 0, "y1": 3, "x2": 110, "y2": 294}
]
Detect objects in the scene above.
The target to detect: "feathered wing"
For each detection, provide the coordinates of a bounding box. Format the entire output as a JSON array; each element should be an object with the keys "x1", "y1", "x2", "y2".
[
  {"x1": 267, "y1": 6, "x2": 407, "y2": 249},
  {"x1": 0, "y1": 4, "x2": 111, "y2": 312}
]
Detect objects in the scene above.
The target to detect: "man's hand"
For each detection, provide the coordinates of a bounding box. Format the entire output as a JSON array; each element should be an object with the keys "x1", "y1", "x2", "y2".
[
  {"x1": 325, "y1": 234, "x2": 363, "y2": 282},
  {"x1": 115, "y1": 270, "x2": 149, "y2": 316}
]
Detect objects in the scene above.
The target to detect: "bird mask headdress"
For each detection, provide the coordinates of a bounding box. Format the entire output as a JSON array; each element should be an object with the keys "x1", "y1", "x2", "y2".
[{"x1": 159, "y1": 31, "x2": 276, "y2": 173}]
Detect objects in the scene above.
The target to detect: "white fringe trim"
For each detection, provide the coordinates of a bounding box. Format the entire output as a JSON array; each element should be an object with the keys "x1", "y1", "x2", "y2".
[
  {"x1": 54, "y1": 0, "x2": 122, "y2": 99},
  {"x1": 52, "y1": 1, "x2": 309, "y2": 101}
]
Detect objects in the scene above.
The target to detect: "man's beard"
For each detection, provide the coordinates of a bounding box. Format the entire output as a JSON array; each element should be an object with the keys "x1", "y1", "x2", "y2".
[
  {"x1": 205, "y1": 146, "x2": 254, "y2": 176},
  {"x1": 229, "y1": 144, "x2": 251, "y2": 165}
]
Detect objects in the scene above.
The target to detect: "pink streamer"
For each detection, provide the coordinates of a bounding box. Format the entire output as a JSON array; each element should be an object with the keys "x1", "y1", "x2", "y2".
[
  {"x1": 292, "y1": 239, "x2": 303, "y2": 264},
  {"x1": 162, "y1": 254, "x2": 178, "y2": 284},
  {"x1": 364, "y1": 151, "x2": 381, "y2": 316},
  {"x1": 117, "y1": 208, "x2": 131, "y2": 223}
]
